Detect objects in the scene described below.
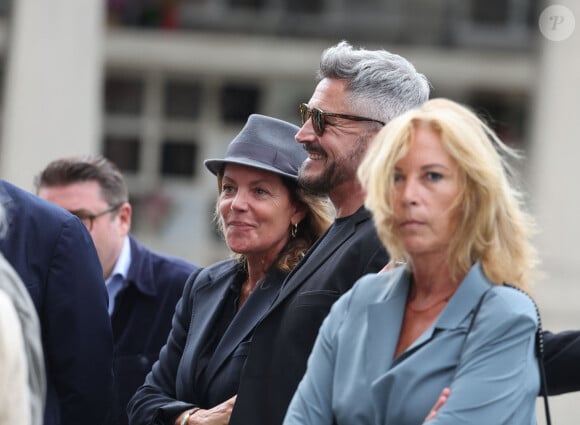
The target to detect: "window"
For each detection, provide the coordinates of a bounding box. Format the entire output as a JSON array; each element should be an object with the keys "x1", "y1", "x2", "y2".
[
  {"x1": 284, "y1": 0, "x2": 324, "y2": 14},
  {"x1": 471, "y1": 0, "x2": 509, "y2": 25},
  {"x1": 160, "y1": 140, "x2": 198, "y2": 177},
  {"x1": 228, "y1": 0, "x2": 266, "y2": 10},
  {"x1": 104, "y1": 135, "x2": 141, "y2": 172},
  {"x1": 104, "y1": 76, "x2": 144, "y2": 115},
  {"x1": 468, "y1": 90, "x2": 528, "y2": 147},
  {"x1": 0, "y1": 0, "x2": 10, "y2": 17},
  {"x1": 164, "y1": 80, "x2": 202, "y2": 119},
  {"x1": 219, "y1": 83, "x2": 260, "y2": 123}
]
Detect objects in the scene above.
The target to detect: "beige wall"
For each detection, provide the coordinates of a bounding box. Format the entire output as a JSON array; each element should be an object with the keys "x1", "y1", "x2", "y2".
[
  {"x1": 0, "y1": 0, "x2": 103, "y2": 191},
  {"x1": 530, "y1": 1, "x2": 580, "y2": 423}
]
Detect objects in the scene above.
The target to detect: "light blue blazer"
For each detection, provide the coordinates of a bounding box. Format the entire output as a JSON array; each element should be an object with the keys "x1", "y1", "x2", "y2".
[{"x1": 284, "y1": 263, "x2": 539, "y2": 425}]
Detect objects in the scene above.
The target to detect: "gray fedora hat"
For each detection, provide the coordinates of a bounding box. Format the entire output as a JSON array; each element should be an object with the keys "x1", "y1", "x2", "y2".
[{"x1": 204, "y1": 114, "x2": 305, "y2": 181}]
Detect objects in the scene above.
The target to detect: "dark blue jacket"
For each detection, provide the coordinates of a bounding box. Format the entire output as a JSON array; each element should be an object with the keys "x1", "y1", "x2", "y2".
[
  {"x1": 127, "y1": 259, "x2": 283, "y2": 425},
  {"x1": 0, "y1": 180, "x2": 114, "y2": 425},
  {"x1": 111, "y1": 236, "x2": 198, "y2": 425}
]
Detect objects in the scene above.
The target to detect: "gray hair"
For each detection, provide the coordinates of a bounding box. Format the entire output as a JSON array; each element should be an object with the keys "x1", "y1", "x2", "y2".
[{"x1": 317, "y1": 41, "x2": 430, "y2": 123}]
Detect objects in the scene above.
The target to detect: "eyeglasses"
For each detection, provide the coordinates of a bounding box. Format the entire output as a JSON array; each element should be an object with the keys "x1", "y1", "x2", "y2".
[
  {"x1": 71, "y1": 203, "x2": 123, "y2": 231},
  {"x1": 299, "y1": 103, "x2": 385, "y2": 137}
]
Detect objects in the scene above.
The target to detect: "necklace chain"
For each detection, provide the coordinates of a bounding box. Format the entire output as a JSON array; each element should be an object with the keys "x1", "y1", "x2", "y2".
[{"x1": 406, "y1": 295, "x2": 452, "y2": 313}]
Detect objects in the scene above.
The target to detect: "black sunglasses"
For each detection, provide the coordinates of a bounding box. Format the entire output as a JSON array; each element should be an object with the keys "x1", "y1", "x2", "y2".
[{"x1": 299, "y1": 103, "x2": 385, "y2": 136}]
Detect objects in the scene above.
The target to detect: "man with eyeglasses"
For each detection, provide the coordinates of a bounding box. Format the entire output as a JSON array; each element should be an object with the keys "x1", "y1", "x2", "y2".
[
  {"x1": 0, "y1": 178, "x2": 113, "y2": 425},
  {"x1": 230, "y1": 40, "x2": 430, "y2": 425},
  {"x1": 35, "y1": 155, "x2": 199, "y2": 425}
]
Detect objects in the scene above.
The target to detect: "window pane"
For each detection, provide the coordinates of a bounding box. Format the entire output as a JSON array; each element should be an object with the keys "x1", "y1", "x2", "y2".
[
  {"x1": 284, "y1": 0, "x2": 324, "y2": 14},
  {"x1": 228, "y1": 0, "x2": 266, "y2": 10},
  {"x1": 468, "y1": 91, "x2": 528, "y2": 146},
  {"x1": 0, "y1": 0, "x2": 10, "y2": 17},
  {"x1": 107, "y1": 0, "x2": 180, "y2": 29},
  {"x1": 160, "y1": 140, "x2": 198, "y2": 177},
  {"x1": 220, "y1": 83, "x2": 260, "y2": 123},
  {"x1": 104, "y1": 76, "x2": 144, "y2": 115},
  {"x1": 471, "y1": 0, "x2": 509, "y2": 25},
  {"x1": 164, "y1": 80, "x2": 202, "y2": 120},
  {"x1": 103, "y1": 135, "x2": 141, "y2": 172}
]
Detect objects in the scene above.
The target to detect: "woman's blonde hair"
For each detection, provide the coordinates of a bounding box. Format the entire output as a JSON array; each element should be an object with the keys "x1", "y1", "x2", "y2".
[
  {"x1": 215, "y1": 172, "x2": 334, "y2": 273},
  {"x1": 358, "y1": 98, "x2": 538, "y2": 291}
]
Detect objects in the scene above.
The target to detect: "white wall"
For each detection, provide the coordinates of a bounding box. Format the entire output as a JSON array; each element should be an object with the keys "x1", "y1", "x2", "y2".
[
  {"x1": 0, "y1": 0, "x2": 104, "y2": 191},
  {"x1": 530, "y1": 1, "x2": 580, "y2": 424}
]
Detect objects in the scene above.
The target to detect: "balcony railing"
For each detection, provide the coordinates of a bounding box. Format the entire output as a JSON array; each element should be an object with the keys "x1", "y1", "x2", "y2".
[{"x1": 107, "y1": 0, "x2": 541, "y2": 50}]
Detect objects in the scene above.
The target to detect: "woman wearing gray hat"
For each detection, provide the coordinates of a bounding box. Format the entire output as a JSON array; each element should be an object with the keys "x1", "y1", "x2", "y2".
[{"x1": 128, "y1": 114, "x2": 333, "y2": 425}]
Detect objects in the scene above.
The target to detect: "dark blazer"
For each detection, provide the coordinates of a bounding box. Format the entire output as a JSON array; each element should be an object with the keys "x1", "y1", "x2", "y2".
[
  {"x1": 127, "y1": 259, "x2": 285, "y2": 425},
  {"x1": 111, "y1": 236, "x2": 198, "y2": 425},
  {"x1": 544, "y1": 330, "x2": 580, "y2": 395},
  {"x1": 230, "y1": 207, "x2": 389, "y2": 425},
  {"x1": 0, "y1": 180, "x2": 114, "y2": 425}
]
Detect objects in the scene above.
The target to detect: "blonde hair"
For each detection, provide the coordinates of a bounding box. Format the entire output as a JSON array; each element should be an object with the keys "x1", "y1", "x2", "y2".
[
  {"x1": 358, "y1": 98, "x2": 538, "y2": 291},
  {"x1": 215, "y1": 173, "x2": 333, "y2": 273}
]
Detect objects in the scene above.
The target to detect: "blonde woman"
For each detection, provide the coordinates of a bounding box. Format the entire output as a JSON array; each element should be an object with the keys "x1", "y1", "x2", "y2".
[{"x1": 284, "y1": 98, "x2": 540, "y2": 425}]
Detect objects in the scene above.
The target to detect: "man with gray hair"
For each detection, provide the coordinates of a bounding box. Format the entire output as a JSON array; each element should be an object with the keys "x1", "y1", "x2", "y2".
[{"x1": 230, "y1": 41, "x2": 430, "y2": 425}]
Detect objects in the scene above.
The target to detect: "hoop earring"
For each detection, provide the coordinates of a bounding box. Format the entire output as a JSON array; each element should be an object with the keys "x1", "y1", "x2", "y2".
[{"x1": 291, "y1": 223, "x2": 298, "y2": 238}]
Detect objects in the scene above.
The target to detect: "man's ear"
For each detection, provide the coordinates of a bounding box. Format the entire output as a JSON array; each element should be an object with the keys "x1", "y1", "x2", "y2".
[{"x1": 117, "y1": 202, "x2": 132, "y2": 235}]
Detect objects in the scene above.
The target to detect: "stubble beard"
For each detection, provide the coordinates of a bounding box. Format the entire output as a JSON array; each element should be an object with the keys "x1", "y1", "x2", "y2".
[{"x1": 298, "y1": 134, "x2": 371, "y2": 196}]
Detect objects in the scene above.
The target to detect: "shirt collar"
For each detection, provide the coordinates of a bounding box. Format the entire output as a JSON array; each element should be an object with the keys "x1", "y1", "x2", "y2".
[{"x1": 105, "y1": 236, "x2": 131, "y2": 286}]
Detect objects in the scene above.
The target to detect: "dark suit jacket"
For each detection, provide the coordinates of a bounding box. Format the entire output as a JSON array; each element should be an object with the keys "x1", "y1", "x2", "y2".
[
  {"x1": 230, "y1": 207, "x2": 389, "y2": 425},
  {"x1": 111, "y1": 236, "x2": 198, "y2": 425},
  {"x1": 127, "y1": 259, "x2": 285, "y2": 425},
  {"x1": 544, "y1": 330, "x2": 580, "y2": 395},
  {"x1": 0, "y1": 180, "x2": 114, "y2": 425}
]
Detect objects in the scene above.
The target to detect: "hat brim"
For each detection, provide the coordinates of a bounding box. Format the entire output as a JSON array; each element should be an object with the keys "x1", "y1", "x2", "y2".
[{"x1": 204, "y1": 158, "x2": 300, "y2": 181}]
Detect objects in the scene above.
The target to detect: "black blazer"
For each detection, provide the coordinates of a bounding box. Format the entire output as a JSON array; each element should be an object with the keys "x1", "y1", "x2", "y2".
[
  {"x1": 0, "y1": 180, "x2": 114, "y2": 425},
  {"x1": 127, "y1": 259, "x2": 285, "y2": 425},
  {"x1": 544, "y1": 330, "x2": 580, "y2": 395},
  {"x1": 230, "y1": 207, "x2": 389, "y2": 425},
  {"x1": 111, "y1": 236, "x2": 197, "y2": 425}
]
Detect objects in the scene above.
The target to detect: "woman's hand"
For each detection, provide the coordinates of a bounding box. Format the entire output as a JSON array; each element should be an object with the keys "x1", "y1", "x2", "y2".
[
  {"x1": 187, "y1": 395, "x2": 237, "y2": 425},
  {"x1": 424, "y1": 388, "x2": 450, "y2": 422}
]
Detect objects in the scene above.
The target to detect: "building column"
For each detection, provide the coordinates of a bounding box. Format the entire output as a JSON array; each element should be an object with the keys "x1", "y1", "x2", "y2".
[
  {"x1": 0, "y1": 0, "x2": 104, "y2": 190},
  {"x1": 530, "y1": 0, "x2": 579, "y2": 310}
]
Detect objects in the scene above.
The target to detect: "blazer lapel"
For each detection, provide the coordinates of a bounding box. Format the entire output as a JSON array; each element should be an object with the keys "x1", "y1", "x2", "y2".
[
  {"x1": 203, "y1": 268, "x2": 285, "y2": 384},
  {"x1": 393, "y1": 262, "x2": 492, "y2": 364},
  {"x1": 269, "y1": 208, "x2": 369, "y2": 311},
  {"x1": 434, "y1": 262, "x2": 491, "y2": 330},
  {"x1": 178, "y1": 267, "x2": 236, "y2": 394},
  {"x1": 365, "y1": 268, "x2": 409, "y2": 382}
]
